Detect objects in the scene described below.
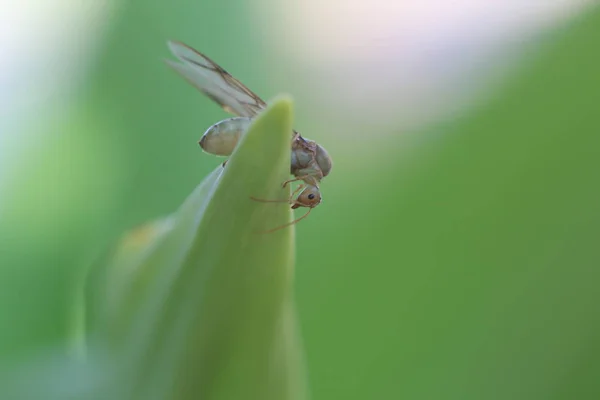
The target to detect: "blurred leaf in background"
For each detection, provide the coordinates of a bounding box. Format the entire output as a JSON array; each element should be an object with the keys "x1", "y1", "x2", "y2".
[{"x1": 1, "y1": 0, "x2": 599, "y2": 399}]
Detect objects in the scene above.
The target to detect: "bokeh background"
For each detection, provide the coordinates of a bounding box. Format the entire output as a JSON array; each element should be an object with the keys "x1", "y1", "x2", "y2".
[{"x1": 1, "y1": 1, "x2": 600, "y2": 399}]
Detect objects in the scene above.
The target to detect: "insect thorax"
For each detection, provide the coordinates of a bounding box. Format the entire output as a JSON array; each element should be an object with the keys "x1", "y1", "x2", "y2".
[{"x1": 291, "y1": 137, "x2": 332, "y2": 181}]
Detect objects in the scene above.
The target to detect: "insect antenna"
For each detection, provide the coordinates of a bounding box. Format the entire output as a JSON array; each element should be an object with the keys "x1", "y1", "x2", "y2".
[
  {"x1": 256, "y1": 207, "x2": 312, "y2": 234},
  {"x1": 249, "y1": 196, "x2": 290, "y2": 203}
]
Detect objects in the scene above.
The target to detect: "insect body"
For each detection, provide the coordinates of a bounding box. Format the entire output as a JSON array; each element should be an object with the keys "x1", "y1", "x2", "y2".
[{"x1": 165, "y1": 40, "x2": 332, "y2": 222}]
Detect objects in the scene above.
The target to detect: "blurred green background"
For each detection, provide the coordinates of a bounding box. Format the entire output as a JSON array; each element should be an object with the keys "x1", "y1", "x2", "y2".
[{"x1": 1, "y1": 1, "x2": 600, "y2": 399}]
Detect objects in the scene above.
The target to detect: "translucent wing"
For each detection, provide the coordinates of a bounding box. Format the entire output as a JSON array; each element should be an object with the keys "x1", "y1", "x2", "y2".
[{"x1": 166, "y1": 40, "x2": 267, "y2": 118}]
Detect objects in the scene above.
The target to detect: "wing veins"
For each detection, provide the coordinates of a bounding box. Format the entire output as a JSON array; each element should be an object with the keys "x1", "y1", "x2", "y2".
[
  {"x1": 167, "y1": 40, "x2": 300, "y2": 138},
  {"x1": 177, "y1": 49, "x2": 267, "y2": 116}
]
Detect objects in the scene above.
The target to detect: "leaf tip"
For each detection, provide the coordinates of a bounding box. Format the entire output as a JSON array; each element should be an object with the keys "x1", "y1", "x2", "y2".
[{"x1": 267, "y1": 95, "x2": 294, "y2": 119}]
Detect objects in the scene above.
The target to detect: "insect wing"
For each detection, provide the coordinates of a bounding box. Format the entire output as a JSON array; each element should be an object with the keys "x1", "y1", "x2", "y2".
[{"x1": 166, "y1": 40, "x2": 267, "y2": 118}]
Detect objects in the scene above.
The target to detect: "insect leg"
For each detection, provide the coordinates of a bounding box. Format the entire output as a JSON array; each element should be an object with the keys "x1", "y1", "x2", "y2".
[
  {"x1": 249, "y1": 184, "x2": 304, "y2": 205},
  {"x1": 281, "y1": 175, "x2": 311, "y2": 188}
]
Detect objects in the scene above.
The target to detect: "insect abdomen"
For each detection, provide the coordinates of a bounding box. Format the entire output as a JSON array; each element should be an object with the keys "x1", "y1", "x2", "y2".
[{"x1": 199, "y1": 117, "x2": 252, "y2": 156}]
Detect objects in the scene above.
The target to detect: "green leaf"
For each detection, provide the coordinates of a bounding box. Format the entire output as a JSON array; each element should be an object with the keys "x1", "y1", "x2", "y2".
[{"x1": 84, "y1": 97, "x2": 308, "y2": 400}]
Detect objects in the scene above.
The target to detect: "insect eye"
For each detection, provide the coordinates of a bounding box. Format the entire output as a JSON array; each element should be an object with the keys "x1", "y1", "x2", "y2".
[{"x1": 308, "y1": 194, "x2": 315, "y2": 200}]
